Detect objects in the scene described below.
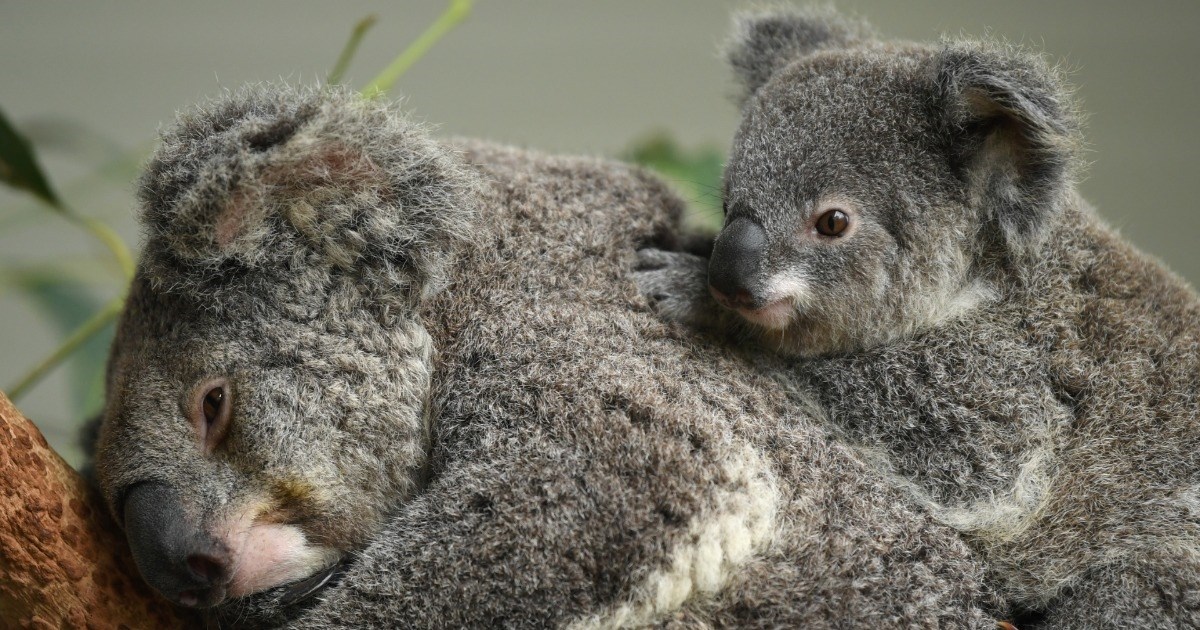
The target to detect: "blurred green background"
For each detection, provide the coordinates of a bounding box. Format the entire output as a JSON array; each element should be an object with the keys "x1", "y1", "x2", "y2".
[{"x1": 2, "y1": 1, "x2": 1198, "y2": 467}]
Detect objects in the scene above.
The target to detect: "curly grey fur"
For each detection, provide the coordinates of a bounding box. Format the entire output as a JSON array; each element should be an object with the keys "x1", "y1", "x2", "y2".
[
  {"x1": 638, "y1": 7, "x2": 1200, "y2": 629},
  {"x1": 94, "y1": 85, "x2": 1003, "y2": 627}
]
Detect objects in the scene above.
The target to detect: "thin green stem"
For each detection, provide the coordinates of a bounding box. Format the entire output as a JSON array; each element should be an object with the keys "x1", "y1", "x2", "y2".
[
  {"x1": 73, "y1": 215, "x2": 135, "y2": 279},
  {"x1": 7, "y1": 198, "x2": 137, "y2": 280},
  {"x1": 328, "y1": 14, "x2": 379, "y2": 85},
  {"x1": 361, "y1": 0, "x2": 473, "y2": 99},
  {"x1": 6, "y1": 295, "x2": 123, "y2": 402}
]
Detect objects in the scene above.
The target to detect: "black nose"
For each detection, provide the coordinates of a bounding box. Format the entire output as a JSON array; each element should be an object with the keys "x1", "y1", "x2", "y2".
[
  {"x1": 708, "y1": 217, "x2": 768, "y2": 308},
  {"x1": 123, "y1": 482, "x2": 230, "y2": 607}
]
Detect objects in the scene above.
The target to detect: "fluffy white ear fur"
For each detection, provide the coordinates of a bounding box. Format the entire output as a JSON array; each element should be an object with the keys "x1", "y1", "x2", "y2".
[{"x1": 933, "y1": 42, "x2": 1082, "y2": 258}]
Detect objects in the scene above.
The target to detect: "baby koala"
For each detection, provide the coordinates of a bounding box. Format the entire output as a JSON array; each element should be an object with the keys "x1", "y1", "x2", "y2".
[{"x1": 638, "y1": 7, "x2": 1200, "y2": 629}]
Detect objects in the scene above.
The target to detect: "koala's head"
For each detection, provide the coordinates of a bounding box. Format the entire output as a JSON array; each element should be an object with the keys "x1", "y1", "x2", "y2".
[
  {"x1": 710, "y1": 7, "x2": 1081, "y2": 357},
  {"x1": 95, "y1": 85, "x2": 480, "y2": 608}
]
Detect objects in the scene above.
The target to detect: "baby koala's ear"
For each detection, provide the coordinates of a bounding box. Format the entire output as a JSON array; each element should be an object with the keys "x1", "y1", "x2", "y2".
[
  {"x1": 138, "y1": 84, "x2": 481, "y2": 304},
  {"x1": 725, "y1": 5, "x2": 874, "y2": 105},
  {"x1": 933, "y1": 41, "x2": 1083, "y2": 259}
]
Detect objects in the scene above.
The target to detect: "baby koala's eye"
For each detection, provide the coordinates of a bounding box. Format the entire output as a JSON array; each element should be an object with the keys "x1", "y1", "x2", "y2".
[
  {"x1": 815, "y1": 209, "x2": 850, "y2": 237},
  {"x1": 191, "y1": 378, "x2": 233, "y2": 453}
]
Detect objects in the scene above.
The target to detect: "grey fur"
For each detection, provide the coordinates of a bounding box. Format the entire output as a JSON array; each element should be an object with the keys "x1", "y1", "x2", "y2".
[
  {"x1": 95, "y1": 85, "x2": 1002, "y2": 627},
  {"x1": 638, "y1": 7, "x2": 1200, "y2": 628}
]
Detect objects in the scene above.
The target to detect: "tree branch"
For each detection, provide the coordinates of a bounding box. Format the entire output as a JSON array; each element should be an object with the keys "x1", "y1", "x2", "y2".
[{"x1": 0, "y1": 391, "x2": 198, "y2": 629}]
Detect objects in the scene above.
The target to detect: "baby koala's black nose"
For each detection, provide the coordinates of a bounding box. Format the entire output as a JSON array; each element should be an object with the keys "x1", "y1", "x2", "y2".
[
  {"x1": 708, "y1": 217, "x2": 768, "y2": 309},
  {"x1": 123, "y1": 482, "x2": 231, "y2": 607}
]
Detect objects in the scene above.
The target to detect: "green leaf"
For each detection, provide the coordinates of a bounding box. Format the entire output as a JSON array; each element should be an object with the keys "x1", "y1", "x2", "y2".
[
  {"x1": 0, "y1": 104, "x2": 63, "y2": 209},
  {"x1": 624, "y1": 133, "x2": 725, "y2": 232}
]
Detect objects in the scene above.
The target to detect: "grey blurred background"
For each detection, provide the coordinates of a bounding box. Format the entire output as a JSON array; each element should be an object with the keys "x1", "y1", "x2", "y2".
[{"x1": 2, "y1": 1, "x2": 1198, "y2": 467}]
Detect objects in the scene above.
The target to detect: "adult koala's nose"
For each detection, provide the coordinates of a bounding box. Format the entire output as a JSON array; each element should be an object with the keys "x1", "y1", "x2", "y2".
[
  {"x1": 123, "y1": 482, "x2": 231, "y2": 607},
  {"x1": 709, "y1": 217, "x2": 768, "y2": 309}
]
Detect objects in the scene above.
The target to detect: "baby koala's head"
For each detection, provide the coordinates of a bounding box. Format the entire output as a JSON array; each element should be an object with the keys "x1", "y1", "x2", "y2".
[
  {"x1": 95, "y1": 85, "x2": 480, "y2": 608},
  {"x1": 710, "y1": 7, "x2": 1081, "y2": 357}
]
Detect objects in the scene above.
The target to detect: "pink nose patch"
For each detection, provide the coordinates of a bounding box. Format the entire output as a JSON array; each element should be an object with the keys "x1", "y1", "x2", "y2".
[
  {"x1": 212, "y1": 504, "x2": 342, "y2": 599},
  {"x1": 226, "y1": 523, "x2": 314, "y2": 596}
]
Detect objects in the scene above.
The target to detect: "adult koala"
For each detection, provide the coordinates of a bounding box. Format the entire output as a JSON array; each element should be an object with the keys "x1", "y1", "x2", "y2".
[
  {"x1": 637, "y1": 6, "x2": 1200, "y2": 629},
  {"x1": 94, "y1": 85, "x2": 1000, "y2": 628}
]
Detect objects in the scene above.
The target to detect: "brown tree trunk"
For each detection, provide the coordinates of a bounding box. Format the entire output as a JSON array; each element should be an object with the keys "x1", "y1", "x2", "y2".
[{"x1": 0, "y1": 392, "x2": 198, "y2": 629}]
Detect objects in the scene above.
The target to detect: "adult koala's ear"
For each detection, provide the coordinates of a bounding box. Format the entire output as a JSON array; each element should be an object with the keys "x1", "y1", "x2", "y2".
[
  {"x1": 138, "y1": 84, "x2": 481, "y2": 305},
  {"x1": 726, "y1": 5, "x2": 874, "y2": 105},
  {"x1": 934, "y1": 42, "x2": 1083, "y2": 258}
]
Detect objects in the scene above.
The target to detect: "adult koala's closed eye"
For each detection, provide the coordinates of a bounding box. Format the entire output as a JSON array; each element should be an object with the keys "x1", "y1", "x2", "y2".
[
  {"x1": 95, "y1": 85, "x2": 1002, "y2": 628},
  {"x1": 639, "y1": 7, "x2": 1200, "y2": 629}
]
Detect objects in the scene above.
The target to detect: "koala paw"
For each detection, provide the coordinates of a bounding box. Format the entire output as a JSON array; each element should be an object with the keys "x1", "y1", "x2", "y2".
[{"x1": 633, "y1": 248, "x2": 722, "y2": 330}]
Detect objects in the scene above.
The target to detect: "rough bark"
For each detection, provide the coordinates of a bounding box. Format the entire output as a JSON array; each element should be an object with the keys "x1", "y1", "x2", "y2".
[{"x1": 0, "y1": 391, "x2": 198, "y2": 629}]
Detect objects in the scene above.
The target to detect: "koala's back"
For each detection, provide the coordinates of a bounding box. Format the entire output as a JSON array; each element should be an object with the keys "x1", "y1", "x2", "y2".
[
  {"x1": 295, "y1": 141, "x2": 998, "y2": 628},
  {"x1": 1024, "y1": 202, "x2": 1200, "y2": 607},
  {"x1": 800, "y1": 199, "x2": 1200, "y2": 611}
]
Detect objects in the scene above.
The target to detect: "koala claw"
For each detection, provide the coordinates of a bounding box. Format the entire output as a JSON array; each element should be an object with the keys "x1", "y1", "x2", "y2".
[{"x1": 633, "y1": 248, "x2": 723, "y2": 330}]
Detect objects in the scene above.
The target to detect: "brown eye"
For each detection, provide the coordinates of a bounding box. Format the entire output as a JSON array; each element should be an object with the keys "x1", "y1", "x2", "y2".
[
  {"x1": 815, "y1": 209, "x2": 850, "y2": 237},
  {"x1": 192, "y1": 379, "x2": 232, "y2": 453}
]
